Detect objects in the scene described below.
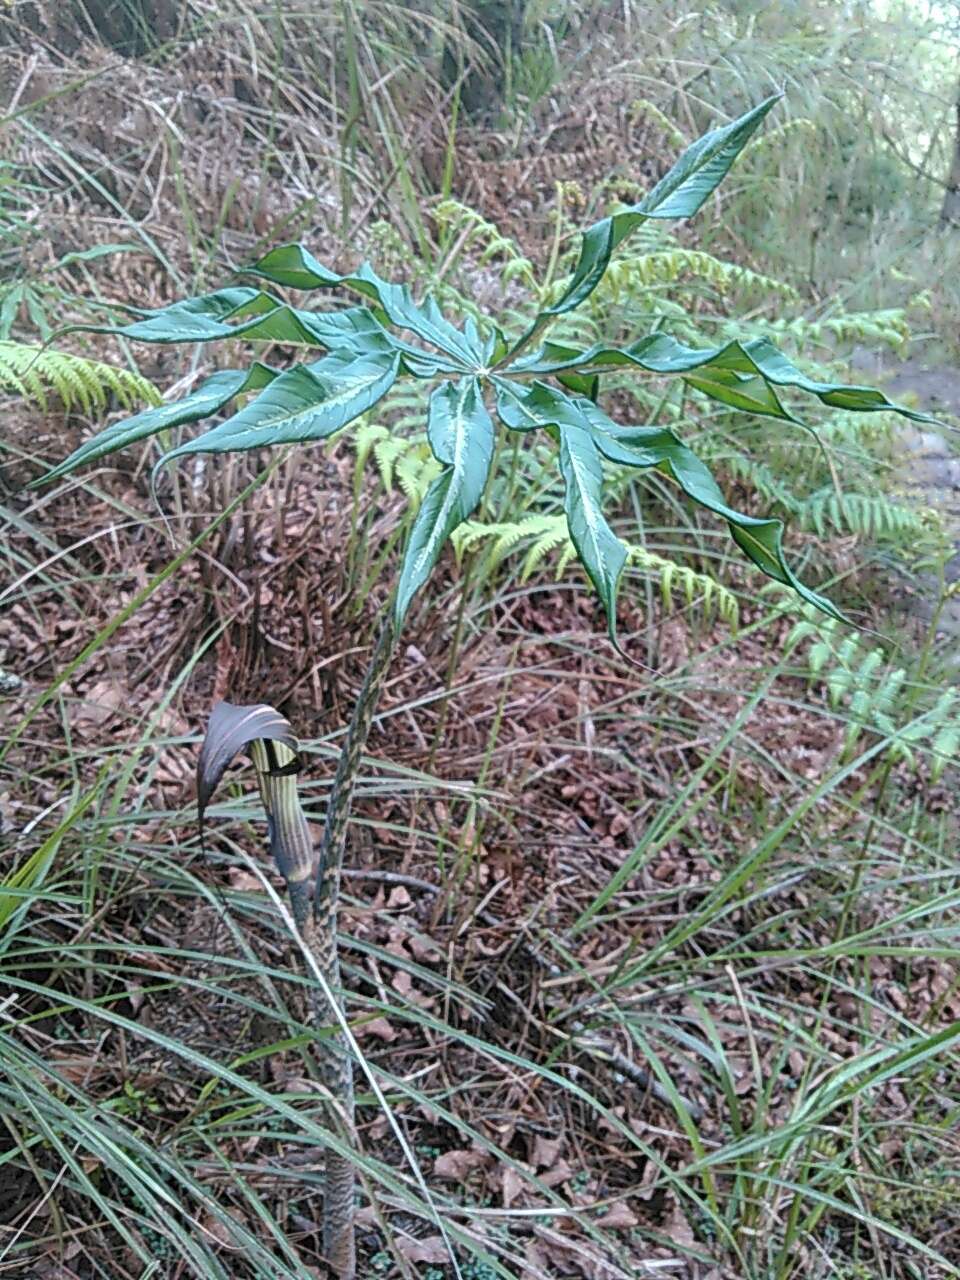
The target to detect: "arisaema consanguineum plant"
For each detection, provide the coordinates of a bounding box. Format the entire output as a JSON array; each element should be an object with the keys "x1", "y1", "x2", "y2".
[
  {"x1": 37, "y1": 95, "x2": 932, "y2": 1280},
  {"x1": 39, "y1": 93, "x2": 928, "y2": 650}
]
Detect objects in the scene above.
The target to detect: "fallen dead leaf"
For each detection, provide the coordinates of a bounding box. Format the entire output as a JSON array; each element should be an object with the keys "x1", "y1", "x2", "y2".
[
  {"x1": 395, "y1": 1234, "x2": 448, "y2": 1265},
  {"x1": 228, "y1": 868, "x2": 264, "y2": 893},
  {"x1": 406, "y1": 931, "x2": 441, "y2": 961},
  {"x1": 661, "y1": 1194, "x2": 695, "y2": 1246},
  {"x1": 391, "y1": 968, "x2": 413, "y2": 997},
  {"x1": 530, "y1": 1133, "x2": 563, "y2": 1169},
  {"x1": 201, "y1": 1209, "x2": 245, "y2": 1249},
  {"x1": 356, "y1": 1016, "x2": 396, "y2": 1042},
  {"x1": 72, "y1": 678, "x2": 124, "y2": 727},
  {"x1": 501, "y1": 1164, "x2": 526, "y2": 1208},
  {"x1": 539, "y1": 1158, "x2": 575, "y2": 1189},
  {"x1": 594, "y1": 1201, "x2": 638, "y2": 1230},
  {"x1": 433, "y1": 1147, "x2": 488, "y2": 1181}
]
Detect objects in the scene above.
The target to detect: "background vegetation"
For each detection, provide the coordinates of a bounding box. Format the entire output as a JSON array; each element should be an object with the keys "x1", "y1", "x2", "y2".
[{"x1": 1, "y1": 2, "x2": 959, "y2": 1278}]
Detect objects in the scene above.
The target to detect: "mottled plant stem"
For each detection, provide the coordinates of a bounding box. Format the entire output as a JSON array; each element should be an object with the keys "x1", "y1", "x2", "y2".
[
  {"x1": 301, "y1": 910, "x2": 356, "y2": 1278},
  {"x1": 309, "y1": 616, "x2": 398, "y2": 1279}
]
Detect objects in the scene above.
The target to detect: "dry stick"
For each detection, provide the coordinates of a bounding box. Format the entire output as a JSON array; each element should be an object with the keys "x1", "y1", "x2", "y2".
[{"x1": 303, "y1": 615, "x2": 399, "y2": 1279}]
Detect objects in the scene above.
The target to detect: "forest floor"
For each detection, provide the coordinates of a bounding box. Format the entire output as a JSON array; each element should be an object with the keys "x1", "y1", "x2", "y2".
[
  {"x1": 8, "y1": 387, "x2": 959, "y2": 1280},
  {"x1": 2, "y1": 23, "x2": 960, "y2": 1280}
]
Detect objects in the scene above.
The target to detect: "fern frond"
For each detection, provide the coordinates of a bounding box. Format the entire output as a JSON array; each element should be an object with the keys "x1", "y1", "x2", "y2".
[
  {"x1": 765, "y1": 306, "x2": 912, "y2": 352},
  {"x1": 453, "y1": 514, "x2": 738, "y2": 625},
  {"x1": 395, "y1": 446, "x2": 441, "y2": 506},
  {"x1": 628, "y1": 99, "x2": 686, "y2": 147},
  {"x1": 517, "y1": 514, "x2": 572, "y2": 580},
  {"x1": 627, "y1": 545, "x2": 739, "y2": 627},
  {"x1": 372, "y1": 437, "x2": 414, "y2": 492},
  {"x1": 799, "y1": 487, "x2": 939, "y2": 541},
  {"x1": 433, "y1": 199, "x2": 538, "y2": 290},
  {"x1": 589, "y1": 251, "x2": 798, "y2": 305},
  {"x1": 785, "y1": 607, "x2": 960, "y2": 779},
  {"x1": 453, "y1": 514, "x2": 559, "y2": 565},
  {"x1": 351, "y1": 420, "x2": 389, "y2": 472},
  {"x1": 696, "y1": 445, "x2": 802, "y2": 514},
  {"x1": 0, "y1": 342, "x2": 159, "y2": 414}
]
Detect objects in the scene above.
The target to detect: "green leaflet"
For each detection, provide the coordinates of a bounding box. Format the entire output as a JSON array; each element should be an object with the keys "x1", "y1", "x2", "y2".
[
  {"x1": 159, "y1": 350, "x2": 400, "y2": 464},
  {"x1": 394, "y1": 377, "x2": 494, "y2": 627},
  {"x1": 74, "y1": 285, "x2": 400, "y2": 357},
  {"x1": 577, "y1": 400, "x2": 844, "y2": 620},
  {"x1": 497, "y1": 381, "x2": 841, "y2": 622},
  {"x1": 483, "y1": 324, "x2": 509, "y2": 367},
  {"x1": 462, "y1": 314, "x2": 487, "y2": 365},
  {"x1": 494, "y1": 377, "x2": 573, "y2": 432},
  {"x1": 557, "y1": 370, "x2": 600, "y2": 402},
  {"x1": 262, "y1": 306, "x2": 451, "y2": 377},
  {"x1": 684, "y1": 369, "x2": 795, "y2": 422},
  {"x1": 78, "y1": 278, "x2": 456, "y2": 377},
  {"x1": 78, "y1": 287, "x2": 268, "y2": 342},
  {"x1": 35, "y1": 363, "x2": 279, "y2": 485},
  {"x1": 557, "y1": 417, "x2": 629, "y2": 647},
  {"x1": 243, "y1": 243, "x2": 339, "y2": 290},
  {"x1": 736, "y1": 335, "x2": 933, "y2": 419},
  {"x1": 239, "y1": 304, "x2": 386, "y2": 351},
  {"x1": 505, "y1": 96, "x2": 780, "y2": 351},
  {"x1": 363, "y1": 273, "x2": 478, "y2": 366},
  {"x1": 497, "y1": 381, "x2": 630, "y2": 640},
  {"x1": 633, "y1": 95, "x2": 781, "y2": 221},
  {"x1": 247, "y1": 244, "x2": 479, "y2": 368},
  {"x1": 516, "y1": 333, "x2": 932, "y2": 423}
]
